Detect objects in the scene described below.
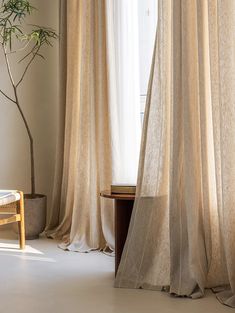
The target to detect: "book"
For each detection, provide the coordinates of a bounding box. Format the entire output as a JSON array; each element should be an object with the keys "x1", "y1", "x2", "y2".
[{"x1": 111, "y1": 184, "x2": 136, "y2": 195}]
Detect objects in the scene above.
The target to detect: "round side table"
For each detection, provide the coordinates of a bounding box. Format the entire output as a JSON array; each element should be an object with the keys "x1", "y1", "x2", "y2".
[{"x1": 100, "y1": 190, "x2": 135, "y2": 275}]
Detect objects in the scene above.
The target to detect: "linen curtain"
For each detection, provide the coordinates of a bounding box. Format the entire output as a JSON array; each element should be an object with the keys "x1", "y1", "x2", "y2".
[
  {"x1": 115, "y1": 0, "x2": 235, "y2": 308},
  {"x1": 46, "y1": 0, "x2": 115, "y2": 251},
  {"x1": 46, "y1": 0, "x2": 142, "y2": 251}
]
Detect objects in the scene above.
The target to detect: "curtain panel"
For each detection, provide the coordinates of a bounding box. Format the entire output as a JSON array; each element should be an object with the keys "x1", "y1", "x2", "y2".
[
  {"x1": 46, "y1": 0, "x2": 115, "y2": 251},
  {"x1": 46, "y1": 0, "x2": 141, "y2": 252},
  {"x1": 115, "y1": 0, "x2": 235, "y2": 308}
]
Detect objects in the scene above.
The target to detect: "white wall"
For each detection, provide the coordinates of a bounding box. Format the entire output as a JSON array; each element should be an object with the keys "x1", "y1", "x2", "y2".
[{"x1": 0, "y1": 0, "x2": 59, "y2": 218}]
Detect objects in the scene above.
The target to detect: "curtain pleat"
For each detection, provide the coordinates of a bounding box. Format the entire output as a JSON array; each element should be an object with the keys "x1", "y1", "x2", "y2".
[
  {"x1": 46, "y1": 0, "x2": 115, "y2": 252},
  {"x1": 115, "y1": 0, "x2": 235, "y2": 307}
]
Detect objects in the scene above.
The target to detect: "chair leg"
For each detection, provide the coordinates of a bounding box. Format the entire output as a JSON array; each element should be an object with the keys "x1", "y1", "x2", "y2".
[{"x1": 18, "y1": 192, "x2": 25, "y2": 249}]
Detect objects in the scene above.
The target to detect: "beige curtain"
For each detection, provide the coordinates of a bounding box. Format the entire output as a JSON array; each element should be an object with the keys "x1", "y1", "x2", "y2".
[
  {"x1": 46, "y1": 0, "x2": 114, "y2": 252},
  {"x1": 115, "y1": 0, "x2": 235, "y2": 308}
]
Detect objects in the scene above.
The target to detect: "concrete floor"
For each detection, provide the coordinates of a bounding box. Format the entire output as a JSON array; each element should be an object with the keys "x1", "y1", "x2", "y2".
[{"x1": 0, "y1": 230, "x2": 232, "y2": 313}]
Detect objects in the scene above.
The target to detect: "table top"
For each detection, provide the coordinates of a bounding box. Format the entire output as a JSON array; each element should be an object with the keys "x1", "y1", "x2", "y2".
[{"x1": 100, "y1": 190, "x2": 136, "y2": 200}]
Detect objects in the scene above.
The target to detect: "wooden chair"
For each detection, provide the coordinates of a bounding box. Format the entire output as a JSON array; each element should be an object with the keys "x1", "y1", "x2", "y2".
[{"x1": 0, "y1": 190, "x2": 25, "y2": 249}]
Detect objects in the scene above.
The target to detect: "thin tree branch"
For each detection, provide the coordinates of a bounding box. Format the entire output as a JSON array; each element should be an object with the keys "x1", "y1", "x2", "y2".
[
  {"x1": 13, "y1": 88, "x2": 33, "y2": 141},
  {"x1": 6, "y1": 40, "x2": 32, "y2": 54},
  {"x1": 3, "y1": 44, "x2": 15, "y2": 87},
  {"x1": 13, "y1": 86, "x2": 35, "y2": 195},
  {"x1": 17, "y1": 44, "x2": 37, "y2": 63},
  {"x1": 0, "y1": 88, "x2": 16, "y2": 103},
  {"x1": 2, "y1": 42, "x2": 36, "y2": 195},
  {"x1": 16, "y1": 45, "x2": 40, "y2": 87}
]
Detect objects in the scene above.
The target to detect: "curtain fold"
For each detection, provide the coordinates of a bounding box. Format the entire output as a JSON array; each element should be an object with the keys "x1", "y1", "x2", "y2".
[
  {"x1": 46, "y1": 0, "x2": 115, "y2": 252},
  {"x1": 46, "y1": 0, "x2": 142, "y2": 252},
  {"x1": 115, "y1": 0, "x2": 235, "y2": 308}
]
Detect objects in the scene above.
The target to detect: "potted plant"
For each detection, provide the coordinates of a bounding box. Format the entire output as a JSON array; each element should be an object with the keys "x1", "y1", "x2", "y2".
[{"x1": 0, "y1": 0, "x2": 57, "y2": 239}]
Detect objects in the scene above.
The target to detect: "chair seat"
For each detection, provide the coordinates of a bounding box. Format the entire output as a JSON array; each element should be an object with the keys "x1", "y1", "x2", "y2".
[
  {"x1": 0, "y1": 190, "x2": 25, "y2": 249},
  {"x1": 0, "y1": 190, "x2": 21, "y2": 206}
]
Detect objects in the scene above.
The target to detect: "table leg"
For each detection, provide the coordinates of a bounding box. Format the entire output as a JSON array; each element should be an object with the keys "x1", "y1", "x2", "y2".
[{"x1": 115, "y1": 199, "x2": 134, "y2": 275}]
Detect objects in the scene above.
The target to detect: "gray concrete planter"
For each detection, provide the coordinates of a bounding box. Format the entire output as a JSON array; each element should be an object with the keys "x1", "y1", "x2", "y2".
[{"x1": 13, "y1": 194, "x2": 47, "y2": 240}]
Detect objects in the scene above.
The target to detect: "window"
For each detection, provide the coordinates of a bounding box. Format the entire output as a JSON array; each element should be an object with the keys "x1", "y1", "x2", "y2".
[
  {"x1": 138, "y1": 0, "x2": 158, "y2": 124},
  {"x1": 111, "y1": 0, "x2": 158, "y2": 184}
]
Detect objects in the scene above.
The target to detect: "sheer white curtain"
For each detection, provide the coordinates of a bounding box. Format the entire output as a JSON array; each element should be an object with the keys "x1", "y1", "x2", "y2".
[
  {"x1": 115, "y1": 0, "x2": 235, "y2": 308},
  {"x1": 107, "y1": 0, "x2": 141, "y2": 185}
]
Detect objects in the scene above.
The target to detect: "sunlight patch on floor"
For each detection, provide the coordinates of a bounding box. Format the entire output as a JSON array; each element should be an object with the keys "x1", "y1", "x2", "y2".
[
  {"x1": 0, "y1": 252, "x2": 56, "y2": 262},
  {"x1": 0, "y1": 242, "x2": 43, "y2": 254}
]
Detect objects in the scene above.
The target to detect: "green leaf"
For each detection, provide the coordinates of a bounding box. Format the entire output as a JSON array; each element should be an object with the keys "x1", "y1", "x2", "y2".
[
  {"x1": 1, "y1": 0, "x2": 35, "y2": 22},
  {"x1": 0, "y1": 0, "x2": 58, "y2": 56}
]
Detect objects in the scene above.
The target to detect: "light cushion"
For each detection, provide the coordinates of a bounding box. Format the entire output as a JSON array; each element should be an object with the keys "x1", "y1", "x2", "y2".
[{"x1": 0, "y1": 190, "x2": 21, "y2": 206}]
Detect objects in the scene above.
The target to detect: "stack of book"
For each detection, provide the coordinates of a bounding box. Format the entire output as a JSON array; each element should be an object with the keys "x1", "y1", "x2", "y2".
[{"x1": 111, "y1": 184, "x2": 136, "y2": 195}]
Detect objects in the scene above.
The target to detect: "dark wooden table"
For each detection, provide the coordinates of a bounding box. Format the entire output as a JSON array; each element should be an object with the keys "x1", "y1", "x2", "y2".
[{"x1": 100, "y1": 190, "x2": 135, "y2": 275}]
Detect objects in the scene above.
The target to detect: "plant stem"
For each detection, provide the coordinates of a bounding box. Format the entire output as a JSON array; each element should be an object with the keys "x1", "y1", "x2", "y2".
[
  {"x1": 14, "y1": 87, "x2": 36, "y2": 196},
  {"x1": 16, "y1": 44, "x2": 39, "y2": 87},
  {"x1": 0, "y1": 89, "x2": 16, "y2": 103},
  {"x1": 2, "y1": 44, "x2": 36, "y2": 196}
]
